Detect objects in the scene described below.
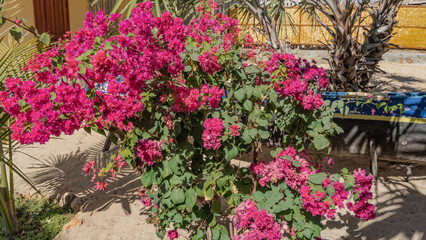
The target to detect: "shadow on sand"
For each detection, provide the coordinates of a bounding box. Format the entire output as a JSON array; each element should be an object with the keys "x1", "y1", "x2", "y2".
[
  {"x1": 323, "y1": 158, "x2": 426, "y2": 240},
  {"x1": 24, "y1": 139, "x2": 141, "y2": 214}
]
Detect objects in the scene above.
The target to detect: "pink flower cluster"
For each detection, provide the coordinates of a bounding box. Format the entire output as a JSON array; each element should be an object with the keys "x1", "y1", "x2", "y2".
[
  {"x1": 172, "y1": 87, "x2": 201, "y2": 113},
  {"x1": 167, "y1": 230, "x2": 179, "y2": 240},
  {"x1": 198, "y1": 49, "x2": 223, "y2": 75},
  {"x1": 231, "y1": 200, "x2": 282, "y2": 240},
  {"x1": 201, "y1": 84, "x2": 225, "y2": 108},
  {"x1": 346, "y1": 169, "x2": 376, "y2": 221},
  {"x1": 137, "y1": 140, "x2": 163, "y2": 166},
  {"x1": 1, "y1": 2, "x2": 191, "y2": 144},
  {"x1": 230, "y1": 124, "x2": 241, "y2": 136},
  {"x1": 0, "y1": 77, "x2": 94, "y2": 144},
  {"x1": 300, "y1": 169, "x2": 375, "y2": 221},
  {"x1": 263, "y1": 53, "x2": 327, "y2": 110},
  {"x1": 202, "y1": 118, "x2": 224, "y2": 150},
  {"x1": 322, "y1": 177, "x2": 349, "y2": 209},
  {"x1": 250, "y1": 147, "x2": 314, "y2": 189},
  {"x1": 82, "y1": 155, "x2": 127, "y2": 190},
  {"x1": 172, "y1": 84, "x2": 225, "y2": 113},
  {"x1": 137, "y1": 186, "x2": 153, "y2": 207},
  {"x1": 189, "y1": 2, "x2": 239, "y2": 47},
  {"x1": 300, "y1": 186, "x2": 336, "y2": 218}
]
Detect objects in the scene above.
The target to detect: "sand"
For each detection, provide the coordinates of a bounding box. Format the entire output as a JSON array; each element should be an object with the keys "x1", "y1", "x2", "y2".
[
  {"x1": 316, "y1": 61, "x2": 426, "y2": 93},
  {"x1": 11, "y1": 61, "x2": 426, "y2": 240}
]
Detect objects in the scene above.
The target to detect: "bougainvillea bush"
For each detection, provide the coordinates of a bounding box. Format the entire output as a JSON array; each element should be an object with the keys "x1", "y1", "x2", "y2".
[{"x1": 0, "y1": 1, "x2": 375, "y2": 239}]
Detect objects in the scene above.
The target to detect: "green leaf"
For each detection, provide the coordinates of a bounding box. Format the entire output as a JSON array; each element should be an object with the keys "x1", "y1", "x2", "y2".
[
  {"x1": 184, "y1": 65, "x2": 192, "y2": 72},
  {"x1": 10, "y1": 26, "x2": 23, "y2": 41},
  {"x1": 278, "y1": 199, "x2": 292, "y2": 211},
  {"x1": 253, "y1": 191, "x2": 264, "y2": 202},
  {"x1": 258, "y1": 129, "x2": 270, "y2": 139},
  {"x1": 171, "y1": 188, "x2": 185, "y2": 205},
  {"x1": 212, "y1": 228, "x2": 220, "y2": 240},
  {"x1": 249, "y1": 128, "x2": 258, "y2": 139},
  {"x1": 308, "y1": 172, "x2": 328, "y2": 184},
  {"x1": 59, "y1": 114, "x2": 68, "y2": 120},
  {"x1": 313, "y1": 135, "x2": 330, "y2": 150},
  {"x1": 204, "y1": 185, "x2": 214, "y2": 201},
  {"x1": 190, "y1": 52, "x2": 199, "y2": 61},
  {"x1": 242, "y1": 130, "x2": 252, "y2": 144},
  {"x1": 340, "y1": 105, "x2": 350, "y2": 115},
  {"x1": 120, "y1": 148, "x2": 133, "y2": 159},
  {"x1": 18, "y1": 99, "x2": 26, "y2": 107},
  {"x1": 245, "y1": 65, "x2": 260, "y2": 74},
  {"x1": 258, "y1": 119, "x2": 269, "y2": 127},
  {"x1": 212, "y1": 201, "x2": 221, "y2": 214},
  {"x1": 104, "y1": 41, "x2": 113, "y2": 50},
  {"x1": 169, "y1": 154, "x2": 185, "y2": 176},
  {"x1": 303, "y1": 228, "x2": 312, "y2": 239},
  {"x1": 292, "y1": 160, "x2": 302, "y2": 167},
  {"x1": 224, "y1": 143, "x2": 238, "y2": 161},
  {"x1": 156, "y1": 230, "x2": 166, "y2": 239},
  {"x1": 234, "y1": 89, "x2": 245, "y2": 102},
  {"x1": 245, "y1": 86, "x2": 254, "y2": 98},
  {"x1": 37, "y1": 32, "x2": 51, "y2": 46},
  {"x1": 185, "y1": 189, "x2": 197, "y2": 210},
  {"x1": 170, "y1": 175, "x2": 183, "y2": 186},
  {"x1": 344, "y1": 175, "x2": 355, "y2": 191},
  {"x1": 78, "y1": 64, "x2": 86, "y2": 74},
  {"x1": 50, "y1": 92, "x2": 56, "y2": 101},
  {"x1": 326, "y1": 185, "x2": 335, "y2": 196},
  {"x1": 174, "y1": 213, "x2": 183, "y2": 225},
  {"x1": 140, "y1": 169, "x2": 154, "y2": 187},
  {"x1": 216, "y1": 177, "x2": 227, "y2": 188},
  {"x1": 243, "y1": 100, "x2": 253, "y2": 111},
  {"x1": 332, "y1": 173, "x2": 340, "y2": 181}
]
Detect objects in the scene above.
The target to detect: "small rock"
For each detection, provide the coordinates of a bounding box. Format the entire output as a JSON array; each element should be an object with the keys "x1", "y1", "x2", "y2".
[
  {"x1": 406, "y1": 58, "x2": 413, "y2": 64},
  {"x1": 54, "y1": 193, "x2": 62, "y2": 204},
  {"x1": 70, "y1": 197, "x2": 86, "y2": 212},
  {"x1": 59, "y1": 192, "x2": 77, "y2": 208},
  {"x1": 46, "y1": 193, "x2": 57, "y2": 202}
]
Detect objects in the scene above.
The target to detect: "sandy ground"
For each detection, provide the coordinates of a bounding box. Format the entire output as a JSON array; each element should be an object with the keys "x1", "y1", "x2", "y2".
[
  {"x1": 11, "y1": 61, "x2": 426, "y2": 240},
  {"x1": 316, "y1": 61, "x2": 426, "y2": 93}
]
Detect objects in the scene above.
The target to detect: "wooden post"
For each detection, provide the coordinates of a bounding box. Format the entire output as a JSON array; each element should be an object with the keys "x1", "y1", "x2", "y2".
[{"x1": 369, "y1": 138, "x2": 378, "y2": 179}]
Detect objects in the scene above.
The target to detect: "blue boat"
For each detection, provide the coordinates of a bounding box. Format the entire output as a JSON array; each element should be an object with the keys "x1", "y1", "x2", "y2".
[{"x1": 320, "y1": 92, "x2": 426, "y2": 177}]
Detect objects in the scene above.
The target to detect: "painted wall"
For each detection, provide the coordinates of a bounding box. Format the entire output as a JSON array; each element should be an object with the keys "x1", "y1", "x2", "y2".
[
  {"x1": 69, "y1": 0, "x2": 89, "y2": 32},
  {"x1": 5, "y1": 0, "x2": 88, "y2": 33}
]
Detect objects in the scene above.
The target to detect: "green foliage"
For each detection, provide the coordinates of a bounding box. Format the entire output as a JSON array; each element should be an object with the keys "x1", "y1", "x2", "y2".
[{"x1": 0, "y1": 198, "x2": 74, "y2": 240}]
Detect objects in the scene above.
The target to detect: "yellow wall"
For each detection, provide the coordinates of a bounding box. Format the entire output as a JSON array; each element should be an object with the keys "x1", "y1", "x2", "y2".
[
  {"x1": 4, "y1": 0, "x2": 88, "y2": 33},
  {"x1": 69, "y1": 0, "x2": 89, "y2": 32}
]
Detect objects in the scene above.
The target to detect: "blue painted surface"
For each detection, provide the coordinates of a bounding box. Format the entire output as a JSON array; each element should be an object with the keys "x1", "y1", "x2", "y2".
[{"x1": 322, "y1": 92, "x2": 426, "y2": 119}]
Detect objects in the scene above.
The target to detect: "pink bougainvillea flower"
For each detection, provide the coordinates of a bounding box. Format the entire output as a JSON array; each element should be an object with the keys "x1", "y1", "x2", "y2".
[
  {"x1": 137, "y1": 140, "x2": 163, "y2": 166},
  {"x1": 202, "y1": 118, "x2": 224, "y2": 150},
  {"x1": 167, "y1": 230, "x2": 179, "y2": 240},
  {"x1": 94, "y1": 181, "x2": 108, "y2": 191},
  {"x1": 230, "y1": 124, "x2": 241, "y2": 136},
  {"x1": 231, "y1": 200, "x2": 282, "y2": 240}
]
